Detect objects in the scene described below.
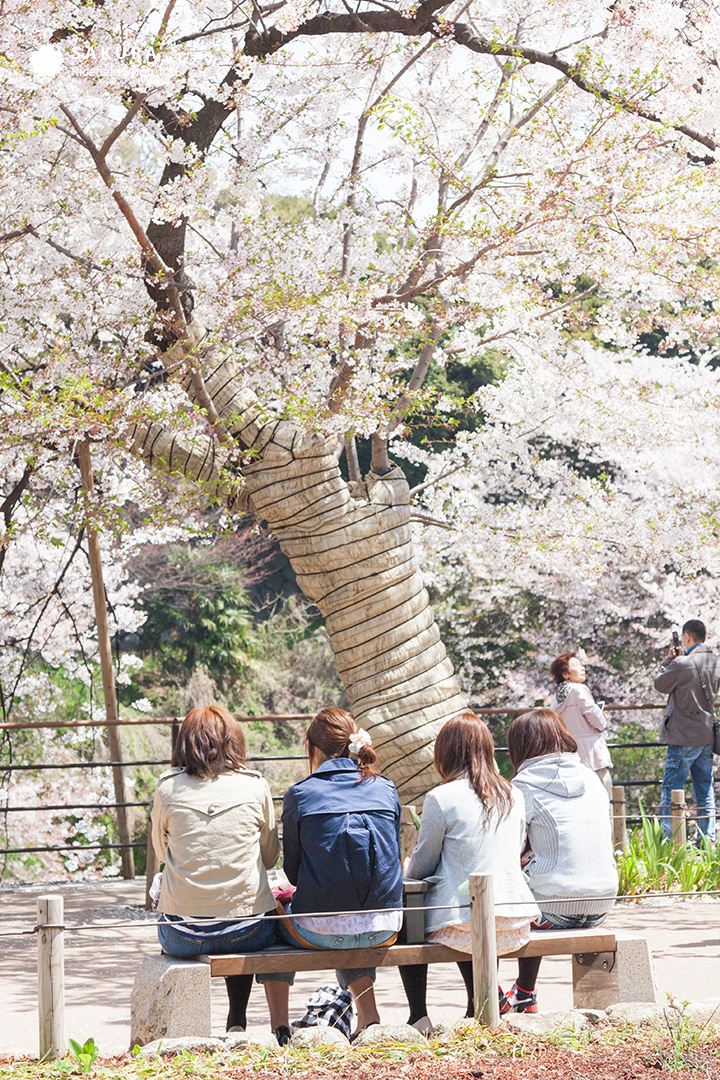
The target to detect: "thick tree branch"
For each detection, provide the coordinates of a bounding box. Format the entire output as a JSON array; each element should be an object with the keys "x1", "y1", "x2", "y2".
[{"x1": 244, "y1": 8, "x2": 716, "y2": 155}]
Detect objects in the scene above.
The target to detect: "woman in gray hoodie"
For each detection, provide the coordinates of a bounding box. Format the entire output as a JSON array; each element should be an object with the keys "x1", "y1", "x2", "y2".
[{"x1": 502, "y1": 709, "x2": 618, "y2": 1014}]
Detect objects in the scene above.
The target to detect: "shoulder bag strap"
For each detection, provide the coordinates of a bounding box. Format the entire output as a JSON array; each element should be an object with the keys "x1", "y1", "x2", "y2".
[{"x1": 689, "y1": 655, "x2": 717, "y2": 718}]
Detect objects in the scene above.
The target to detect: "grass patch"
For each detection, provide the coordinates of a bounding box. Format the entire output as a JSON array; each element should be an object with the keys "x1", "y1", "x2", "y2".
[{"x1": 1, "y1": 1021, "x2": 719, "y2": 1079}]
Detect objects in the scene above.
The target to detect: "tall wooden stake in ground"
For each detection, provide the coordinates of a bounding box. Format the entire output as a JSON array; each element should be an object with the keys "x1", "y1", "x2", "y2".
[{"x1": 77, "y1": 440, "x2": 135, "y2": 879}]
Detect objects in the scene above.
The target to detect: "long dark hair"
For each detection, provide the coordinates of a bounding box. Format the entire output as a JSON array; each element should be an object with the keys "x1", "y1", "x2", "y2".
[
  {"x1": 507, "y1": 709, "x2": 577, "y2": 775},
  {"x1": 172, "y1": 705, "x2": 247, "y2": 779},
  {"x1": 433, "y1": 711, "x2": 512, "y2": 820},
  {"x1": 306, "y1": 707, "x2": 378, "y2": 782}
]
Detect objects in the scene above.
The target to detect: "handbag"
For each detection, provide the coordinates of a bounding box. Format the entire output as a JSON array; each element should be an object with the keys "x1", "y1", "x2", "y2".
[{"x1": 689, "y1": 655, "x2": 720, "y2": 754}]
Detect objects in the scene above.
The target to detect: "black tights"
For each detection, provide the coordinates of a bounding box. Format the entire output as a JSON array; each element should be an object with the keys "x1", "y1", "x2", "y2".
[
  {"x1": 225, "y1": 974, "x2": 253, "y2": 1031},
  {"x1": 400, "y1": 962, "x2": 475, "y2": 1023},
  {"x1": 400, "y1": 956, "x2": 542, "y2": 1022}
]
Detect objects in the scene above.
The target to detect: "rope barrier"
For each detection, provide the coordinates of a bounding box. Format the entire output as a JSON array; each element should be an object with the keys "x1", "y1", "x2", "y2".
[{"x1": 2, "y1": 887, "x2": 719, "y2": 940}]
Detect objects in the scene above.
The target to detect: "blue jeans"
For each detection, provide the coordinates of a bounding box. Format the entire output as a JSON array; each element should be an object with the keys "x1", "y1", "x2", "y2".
[
  {"x1": 659, "y1": 744, "x2": 716, "y2": 843},
  {"x1": 256, "y1": 915, "x2": 398, "y2": 988},
  {"x1": 157, "y1": 913, "x2": 276, "y2": 959},
  {"x1": 533, "y1": 911, "x2": 608, "y2": 931}
]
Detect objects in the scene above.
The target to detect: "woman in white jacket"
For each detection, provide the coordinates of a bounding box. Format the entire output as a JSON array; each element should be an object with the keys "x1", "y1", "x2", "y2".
[
  {"x1": 503, "y1": 709, "x2": 618, "y2": 1014},
  {"x1": 549, "y1": 651, "x2": 612, "y2": 798},
  {"x1": 400, "y1": 712, "x2": 539, "y2": 1030}
]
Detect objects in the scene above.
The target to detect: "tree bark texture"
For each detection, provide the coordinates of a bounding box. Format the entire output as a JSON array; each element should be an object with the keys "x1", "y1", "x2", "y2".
[{"x1": 131, "y1": 333, "x2": 467, "y2": 801}]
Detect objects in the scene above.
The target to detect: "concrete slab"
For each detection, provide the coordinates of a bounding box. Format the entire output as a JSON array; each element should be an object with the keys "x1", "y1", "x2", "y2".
[{"x1": 1, "y1": 881, "x2": 718, "y2": 1057}]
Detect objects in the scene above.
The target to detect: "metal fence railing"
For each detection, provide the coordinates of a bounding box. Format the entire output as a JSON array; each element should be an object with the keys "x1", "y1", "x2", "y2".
[{"x1": 1, "y1": 704, "x2": 714, "y2": 882}]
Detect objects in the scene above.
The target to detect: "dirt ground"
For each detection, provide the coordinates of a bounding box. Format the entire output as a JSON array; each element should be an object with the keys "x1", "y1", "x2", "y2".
[{"x1": 1, "y1": 880, "x2": 720, "y2": 1058}]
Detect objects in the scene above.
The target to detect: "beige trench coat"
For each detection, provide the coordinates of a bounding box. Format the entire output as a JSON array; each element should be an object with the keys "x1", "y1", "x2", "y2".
[{"x1": 151, "y1": 765, "x2": 279, "y2": 918}]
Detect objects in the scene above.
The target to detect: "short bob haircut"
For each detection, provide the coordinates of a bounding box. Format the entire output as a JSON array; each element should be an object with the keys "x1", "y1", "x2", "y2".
[
  {"x1": 549, "y1": 651, "x2": 576, "y2": 684},
  {"x1": 172, "y1": 705, "x2": 246, "y2": 779},
  {"x1": 507, "y1": 709, "x2": 577, "y2": 775},
  {"x1": 434, "y1": 711, "x2": 512, "y2": 819}
]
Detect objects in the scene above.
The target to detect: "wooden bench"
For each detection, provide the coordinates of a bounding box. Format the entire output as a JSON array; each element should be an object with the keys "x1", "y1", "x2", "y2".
[{"x1": 131, "y1": 874, "x2": 658, "y2": 1048}]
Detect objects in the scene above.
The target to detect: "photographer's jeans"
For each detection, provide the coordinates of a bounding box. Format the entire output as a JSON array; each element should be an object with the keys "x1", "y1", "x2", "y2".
[{"x1": 659, "y1": 744, "x2": 716, "y2": 843}]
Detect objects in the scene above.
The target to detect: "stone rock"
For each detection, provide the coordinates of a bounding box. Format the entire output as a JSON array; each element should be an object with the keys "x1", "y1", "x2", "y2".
[
  {"x1": 290, "y1": 1026, "x2": 350, "y2": 1048},
  {"x1": 684, "y1": 1002, "x2": 720, "y2": 1028},
  {"x1": 578, "y1": 1009, "x2": 606, "y2": 1025},
  {"x1": 130, "y1": 956, "x2": 212, "y2": 1048},
  {"x1": 658, "y1": 1002, "x2": 720, "y2": 1029},
  {"x1": 504, "y1": 1010, "x2": 590, "y2": 1036},
  {"x1": 224, "y1": 1027, "x2": 280, "y2": 1049},
  {"x1": 604, "y1": 1002, "x2": 663, "y2": 1026},
  {"x1": 136, "y1": 1037, "x2": 225, "y2": 1057},
  {"x1": 352, "y1": 1023, "x2": 426, "y2": 1046}
]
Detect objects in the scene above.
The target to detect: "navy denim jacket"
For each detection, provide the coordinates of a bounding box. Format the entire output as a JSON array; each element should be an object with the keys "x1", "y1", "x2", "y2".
[{"x1": 282, "y1": 757, "x2": 403, "y2": 915}]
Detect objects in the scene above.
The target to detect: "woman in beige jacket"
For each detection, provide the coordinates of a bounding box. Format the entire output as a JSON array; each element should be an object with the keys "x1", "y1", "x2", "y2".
[
  {"x1": 549, "y1": 652, "x2": 613, "y2": 798},
  {"x1": 151, "y1": 705, "x2": 286, "y2": 1041}
]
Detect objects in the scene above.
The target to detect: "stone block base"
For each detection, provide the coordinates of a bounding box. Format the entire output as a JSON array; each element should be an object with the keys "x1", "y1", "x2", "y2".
[
  {"x1": 130, "y1": 955, "x2": 212, "y2": 1048},
  {"x1": 572, "y1": 936, "x2": 657, "y2": 1010}
]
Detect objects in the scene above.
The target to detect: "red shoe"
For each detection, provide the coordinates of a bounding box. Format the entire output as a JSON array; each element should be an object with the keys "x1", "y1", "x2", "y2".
[{"x1": 499, "y1": 982, "x2": 538, "y2": 1014}]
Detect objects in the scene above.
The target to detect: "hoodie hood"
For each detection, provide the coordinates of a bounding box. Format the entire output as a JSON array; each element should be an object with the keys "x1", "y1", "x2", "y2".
[{"x1": 514, "y1": 752, "x2": 586, "y2": 799}]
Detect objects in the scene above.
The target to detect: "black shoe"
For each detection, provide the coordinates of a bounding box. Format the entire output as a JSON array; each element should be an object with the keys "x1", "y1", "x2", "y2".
[
  {"x1": 273, "y1": 1025, "x2": 292, "y2": 1047},
  {"x1": 350, "y1": 1021, "x2": 379, "y2": 1044}
]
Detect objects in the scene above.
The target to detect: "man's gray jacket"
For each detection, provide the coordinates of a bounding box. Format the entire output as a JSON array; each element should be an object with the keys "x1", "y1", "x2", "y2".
[{"x1": 654, "y1": 644, "x2": 720, "y2": 746}]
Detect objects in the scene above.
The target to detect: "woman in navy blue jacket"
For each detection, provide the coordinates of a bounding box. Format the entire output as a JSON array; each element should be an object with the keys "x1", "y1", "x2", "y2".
[{"x1": 259, "y1": 707, "x2": 403, "y2": 1040}]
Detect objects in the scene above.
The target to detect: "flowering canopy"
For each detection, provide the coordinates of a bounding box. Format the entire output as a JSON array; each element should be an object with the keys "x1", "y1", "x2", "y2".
[{"x1": 2, "y1": 0, "x2": 720, "y2": 709}]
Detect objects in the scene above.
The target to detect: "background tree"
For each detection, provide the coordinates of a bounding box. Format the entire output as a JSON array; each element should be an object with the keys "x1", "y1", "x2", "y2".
[{"x1": 2, "y1": 1, "x2": 720, "y2": 801}]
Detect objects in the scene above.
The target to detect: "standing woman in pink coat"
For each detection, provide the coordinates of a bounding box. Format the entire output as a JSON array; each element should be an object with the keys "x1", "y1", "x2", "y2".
[{"x1": 549, "y1": 652, "x2": 613, "y2": 800}]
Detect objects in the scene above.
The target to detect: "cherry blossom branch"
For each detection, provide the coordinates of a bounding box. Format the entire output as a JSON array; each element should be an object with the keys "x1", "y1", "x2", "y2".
[{"x1": 244, "y1": 7, "x2": 716, "y2": 155}]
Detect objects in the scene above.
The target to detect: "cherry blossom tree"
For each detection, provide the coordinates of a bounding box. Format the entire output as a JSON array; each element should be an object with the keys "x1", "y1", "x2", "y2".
[{"x1": 3, "y1": 0, "x2": 720, "y2": 800}]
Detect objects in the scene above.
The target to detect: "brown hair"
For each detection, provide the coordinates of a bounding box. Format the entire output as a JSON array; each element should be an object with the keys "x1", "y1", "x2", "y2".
[
  {"x1": 550, "y1": 651, "x2": 576, "y2": 684},
  {"x1": 507, "y1": 709, "x2": 578, "y2": 774},
  {"x1": 434, "y1": 711, "x2": 512, "y2": 820},
  {"x1": 306, "y1": 706, "x2": 378, "y2": 782},
  {"x1": 172, "y1": 705, "x2": 247, "y2": 779}
]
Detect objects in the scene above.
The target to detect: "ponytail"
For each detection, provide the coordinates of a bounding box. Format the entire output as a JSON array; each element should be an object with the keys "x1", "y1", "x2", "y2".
[{"x1": 306, "y1": 707, "x2": 378, "y2": 782}]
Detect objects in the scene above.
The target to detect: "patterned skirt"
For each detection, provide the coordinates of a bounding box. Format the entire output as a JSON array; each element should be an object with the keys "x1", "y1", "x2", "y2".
[{"x1": 426, "y1": 915, "x2": 532, "y2": 956}]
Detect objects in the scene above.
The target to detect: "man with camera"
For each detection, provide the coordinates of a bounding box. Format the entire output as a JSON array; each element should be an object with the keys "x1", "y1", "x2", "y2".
[{"x1": 654, "y1": 619, "x2": 720, "y2": 844}]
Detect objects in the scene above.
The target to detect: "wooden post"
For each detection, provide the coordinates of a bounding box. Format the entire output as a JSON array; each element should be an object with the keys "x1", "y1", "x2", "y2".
[
  {"x1": 37, "y1": 895, "x2": 65, "y2": 1061},
  {"x1": 612, "y1": 785, "x2": 628, "y2": 852},
  {"x1": 144, "y1": 813, "x2": 159, "y2": 911},
  {"x1": 400, "y1": 804, "x2": 418, "y2": 865},
  {"x1": 671, "y1": 788, "x2": 687, "y2": 847},
  {"x1": 469, "y1": 873, "x2": 499, "y2": 1029},
  {"x1": 77, "y1": 440, "x2": 135, "y2": 879}
]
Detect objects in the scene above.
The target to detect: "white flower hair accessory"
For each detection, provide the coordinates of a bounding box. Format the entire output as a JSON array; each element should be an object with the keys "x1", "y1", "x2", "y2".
[{"x1": 348, "y1": 728, "x2": 372, "y2": 759}]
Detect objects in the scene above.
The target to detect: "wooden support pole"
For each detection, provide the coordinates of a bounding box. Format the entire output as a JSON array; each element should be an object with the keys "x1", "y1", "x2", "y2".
[
  {"x1": 400, "y1": 804, "x2": 418, "y2": 865},
  {"x1": 77, "y1": 440, "x2": 135, "y2": 879},
  {"x1": 37, "y1": 895, "x2": 65, "y2": 1061},
  {"x1": 671, "y1": 788, "x2": 687, "y2": 847},
  {"x1": 612, "y1": 785, "x2": 628, "y2": 852},
  {"x1": 469, "y1": 873, "x2": 499, "y2": 1029},
  {"x1": 145, "y1": 812, "x2": 159, "y2": 911}
]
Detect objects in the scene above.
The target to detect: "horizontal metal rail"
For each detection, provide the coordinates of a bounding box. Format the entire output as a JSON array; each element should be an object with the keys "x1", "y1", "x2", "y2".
[
  {"x1": 1, "y1": 754, "x2": 305, "y2": 772},
  {"x1": 0, "y1": 714, "x2": 314, "y2": 731},
  {"x1": 2, "y1": 801, "x2": 151, "y2": 813},
  {"x1": 2, "y1": 841, "x2": 146, "y2": 854}
]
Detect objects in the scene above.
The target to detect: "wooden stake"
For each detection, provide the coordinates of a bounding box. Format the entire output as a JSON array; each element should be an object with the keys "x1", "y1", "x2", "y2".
[
  {"x1": 671, "y1": 788, "x2": 687, "y2": 847},
  {"x1": 37, "y1": 895, "x2": 65, "y2": 1061},
  {"x1": 612, "y1": 785, "x2": 628, "y2": 852},
  {"x1": 144, "y1": 812, "x2": 160, "y2": 911},
  {"x1": 469, "y1": 873, "x2": 500, "y2": 1028},
  {"x1": 77, "y1": 440, "x2": 135, "y2": 879},
  {"x1": 400, "y1": 804, "x2": 418, "y2": 865}
]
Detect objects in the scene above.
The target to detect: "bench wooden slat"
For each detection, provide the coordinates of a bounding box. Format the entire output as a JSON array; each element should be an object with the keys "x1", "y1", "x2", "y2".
[{"x1": 201, "y1": 929, "x2": 616, "y2": 977}]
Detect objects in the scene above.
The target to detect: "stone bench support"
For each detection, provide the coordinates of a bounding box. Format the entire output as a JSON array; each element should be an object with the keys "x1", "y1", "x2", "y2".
[{"x1": 131, "y1": 955, "x2": 212, "y2": 1048}]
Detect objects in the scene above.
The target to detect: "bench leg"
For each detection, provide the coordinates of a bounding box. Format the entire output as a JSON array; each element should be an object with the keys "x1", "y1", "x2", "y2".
[
  {"x1": 572, "y1": 937, "x2": 658, "y2": 1010},
  {"x1": 130, "y1": 956, "x2": 212, "y2": 1048}
]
